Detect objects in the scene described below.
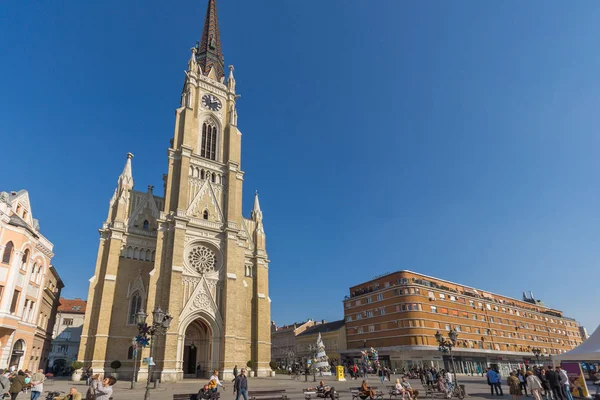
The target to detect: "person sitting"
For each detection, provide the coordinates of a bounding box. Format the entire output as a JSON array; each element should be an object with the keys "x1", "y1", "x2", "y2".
[
  {"x1": 317, "y1": 380, "x2": 336, "y2": 400},
  {"x1": 360, "y1": 380, "x2": 376, "y2": 400},
  {"x1": 198, "y1": 384, "x2": 213, "y2": 400},
  {"x1": 436, "y1": 376, "x2": 449, "y2": 399},
  {"x1": 54, "y1": 387, "x2": 82, "y2": 400},
  {"x1": 394, "y1": 378, "x2": 412, "y2": 399},
  {"x1": 401, "y1": 377, "x2": 418, "y2": 399}
]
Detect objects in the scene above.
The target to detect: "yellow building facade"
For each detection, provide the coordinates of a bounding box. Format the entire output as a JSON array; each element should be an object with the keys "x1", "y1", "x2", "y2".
[
  {"x1": 296, "y1": 321, "x2": 347, "y2": 366},
  {"x1": 78, "y1": 0, "x2": 271, "y2": 382}
]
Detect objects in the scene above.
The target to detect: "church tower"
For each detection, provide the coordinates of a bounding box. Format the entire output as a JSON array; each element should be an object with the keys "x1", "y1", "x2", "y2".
[{"x1": 78, "y1": 0, "x2": 271, "y2": 381}]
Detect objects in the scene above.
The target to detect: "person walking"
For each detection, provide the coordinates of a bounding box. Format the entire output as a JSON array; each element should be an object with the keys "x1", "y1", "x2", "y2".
[
  {"x1": 30, "y1": 369, "x2": 45, "y2": 400},
  {"x1": 545, "y1": 366, "x2": 564, "y2": 400},
  {"x1": 538, "y1": 368, "x2": 553, "y2": 400},
  {"x1": 234, "y1": 368, "x2": 248, "y2": 400},
  {"x1": 518, "y1": 370, "x2": 528, "y2": 397},
  {"x1": 379, "y1": 367, "x2": 385, "y2": 384},
  {"x1": 526, "y1": 371, "x2": 544, "y2": 400},
  {"x1": 557, "y1": 367, "x2": 573, "y2": 400},
  {"x1": 508, "y1": 372, "x2": 523, "y2": 400},
  {"x1": 487, "y1": 367, "x2": 504, "y2": 396},
  {"x1": 9, "y1": 370, "x2": 27, "y2": 400},
  {"x1": 0, "y1": 369, "x2": 9, "y2": 399}
]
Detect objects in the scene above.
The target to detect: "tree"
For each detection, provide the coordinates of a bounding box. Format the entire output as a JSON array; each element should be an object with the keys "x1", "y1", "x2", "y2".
[
  {"x1": 269, "y1": 361, "x2": 278, "y2": 370},
  {"x1": 110, "y1": 360, "x2": 122, "y2": 374},
  {"x1": 71, "y1": 361, "x2": 83, "y2": 371}
]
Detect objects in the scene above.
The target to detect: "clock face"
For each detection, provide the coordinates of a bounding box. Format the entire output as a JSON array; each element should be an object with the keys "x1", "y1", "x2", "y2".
[{"x1": 202, "y1": 94, "x2": 222, "y2": 112}]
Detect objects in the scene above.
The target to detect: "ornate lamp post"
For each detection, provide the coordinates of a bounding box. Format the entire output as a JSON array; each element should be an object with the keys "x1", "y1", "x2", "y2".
[
  {"x1": 532, "y1": 347, "x2": 542, "y2": 366},
  {"x1": 130, "y1": 337, "x2": 138, "y2": 389},
  {"x1": 308, "y1": 344, "x2": 317, "y2": 382},
  {"x1": 135, "y1": 307, "x2": 173, "y2": 400},
  {"x1": 435, "y1": 329, "x2": 463, "y2": 398}
]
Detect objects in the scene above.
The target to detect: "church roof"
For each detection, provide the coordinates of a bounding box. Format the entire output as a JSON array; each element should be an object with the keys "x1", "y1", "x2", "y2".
[
  {"x1": 196, "y1": 0, "x2": 225, "y2": 80},
  {"x1": 297, "y1": 320, "x2": 346, "y2": 337}
]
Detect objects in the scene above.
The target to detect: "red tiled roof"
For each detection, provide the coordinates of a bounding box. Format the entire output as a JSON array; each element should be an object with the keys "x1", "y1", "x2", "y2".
[{"x1": 58, "y1": 298, "x2": 87, "y2": 313}]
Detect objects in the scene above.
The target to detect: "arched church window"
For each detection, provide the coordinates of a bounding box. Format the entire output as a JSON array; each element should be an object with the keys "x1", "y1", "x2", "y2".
[
  {"x1": 21, "y1": 249, "x2": 29, "y2": 270},
  {"x1": 201, "y1": 170, "x2": 205, "y2": 180},
  {"x1": 211, "y1": 173, "x2": 216, "y2": 183},
  {"x1": 203, "y1": 210, "x2": 209, "y2": 220},
  {"x1": 201, "y1": 122, "x2": 217, "y2": 161},
  {"x1": 143, "y1": 220, "x2": 149, "y2": 231},
  {"x1": 128, "y1": 291, "x2": 142, "y2": 325},
  {"x1": 2, "y1": 241, "x2": 13, "y2": 264},
  {"x1": 127, "y1": 346, "x2": 134, "y2": 360}
]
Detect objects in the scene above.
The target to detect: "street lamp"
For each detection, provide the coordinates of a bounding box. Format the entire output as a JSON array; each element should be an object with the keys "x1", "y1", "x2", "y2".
[
  {"x1": 130, "y1": 337, "x2": 138, "y2": 389},
  {"x1": 308, "y1": 344, "x2": 317, "y2": 382},
  {"x1": 435, "y1": 329, "x2": 463, "y2": 399},
  {"x1": 134, "y1": 307, "x2": 173, "y2": 400},
  {"x1": 532, "y1": 347, "x2": 542, "y2": 366}
]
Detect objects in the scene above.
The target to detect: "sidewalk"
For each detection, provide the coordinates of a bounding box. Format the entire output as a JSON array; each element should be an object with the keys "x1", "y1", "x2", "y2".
[{"x1": 37, "y1": 374, "x2": 503, "y2": 400}]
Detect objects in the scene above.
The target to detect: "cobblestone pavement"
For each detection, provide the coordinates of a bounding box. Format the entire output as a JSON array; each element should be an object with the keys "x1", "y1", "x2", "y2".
[{"x1": 36, "y1": 374, "x2": 510, "y2": 400}]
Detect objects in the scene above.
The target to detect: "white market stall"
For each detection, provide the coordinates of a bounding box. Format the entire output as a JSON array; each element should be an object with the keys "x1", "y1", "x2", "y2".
[{"x1": 554, "y1": 325, "x2": 600, "y2": 362}]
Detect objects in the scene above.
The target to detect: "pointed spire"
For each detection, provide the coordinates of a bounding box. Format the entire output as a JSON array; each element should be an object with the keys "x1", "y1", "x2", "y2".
[
  {"x1": 196, "y1": 0, "x2": 225, "y2": 81},
  {"x1": 227, "y1": 65, "x2": 236, "y2": 92},
  {"x1": 252, "y1": 190, "x2": 263, "y2": 224},
  {"x1": 118, "y1": 152, "x2": 134, "y2": 190}
]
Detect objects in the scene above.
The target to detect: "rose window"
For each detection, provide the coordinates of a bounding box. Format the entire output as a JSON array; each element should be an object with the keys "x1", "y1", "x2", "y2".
[{"x1": 188, "y1": 245, "x2": 216, "y2": 274}]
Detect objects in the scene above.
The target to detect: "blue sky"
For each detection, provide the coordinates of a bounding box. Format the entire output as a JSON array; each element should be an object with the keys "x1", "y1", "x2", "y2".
[{"x1": 1, "y1": 1, "x2": 599, "y2": 333}]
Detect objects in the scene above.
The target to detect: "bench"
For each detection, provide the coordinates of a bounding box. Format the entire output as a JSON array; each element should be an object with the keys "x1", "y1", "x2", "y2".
[
  {"x1": 421, "y1": 384, "x2": 446, "y2": 399},
  {"x1": 351, "y1": 386, "x2": 384, "y2": 400},
  {"x1": 303, "y1": 388, "x2": 340, "y2": 400},
  {"x1": 173, "y1": 392, "x2": 222, "y2": 400},
  {"x1": 248, "y1": 390, "x2": 289, "y2": 400},
  {"x1": 387, "y1": 385, "x2": 412, "y2": 400}
]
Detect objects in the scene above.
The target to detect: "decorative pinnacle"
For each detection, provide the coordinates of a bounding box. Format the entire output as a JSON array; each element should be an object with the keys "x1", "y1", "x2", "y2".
[{"x1": 127, "y1": 152, "x2": 134, "y2": 160}]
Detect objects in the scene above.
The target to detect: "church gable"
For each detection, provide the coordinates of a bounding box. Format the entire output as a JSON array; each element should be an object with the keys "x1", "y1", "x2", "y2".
[
  {"x1": 186, "y1": 179, "x2": 224, "y2": 222},
  {"x1": 127, "y1": 188, "x2": 160, "y2": 231}
]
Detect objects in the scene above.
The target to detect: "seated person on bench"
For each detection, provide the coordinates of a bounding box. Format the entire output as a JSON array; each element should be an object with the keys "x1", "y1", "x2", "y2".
[
  {"x1": 394, "y1": 379, "x2": 412, "y2": 400},
  {"x1": 361, "y1": 380, "x2": 376, "y2": 400},
  {"x1": 198, "y1": 384, "x2": 213, "y2": 400},
  {"x1": 317, "y1": 380, "x2": 336, "y2": 400},
  {"x1": 401, "y1": 377, "x2": 418, "y2": 399}
]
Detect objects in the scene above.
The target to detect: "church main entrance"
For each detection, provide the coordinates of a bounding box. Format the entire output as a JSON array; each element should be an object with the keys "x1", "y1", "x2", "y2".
[{"x1": 183, "y1": 319, "x2": 212, "y2": 378}]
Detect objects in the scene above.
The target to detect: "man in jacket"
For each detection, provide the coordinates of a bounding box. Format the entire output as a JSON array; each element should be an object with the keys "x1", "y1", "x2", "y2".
[
  {"x1": 487, "y1": 367, "x2": 504, "y2": 396},
  {"x1": 30, "y1": 368, "x2": 45, "y2": 400},
  {"x1": 545, "y1": 366, "x2": 564, "y2": 400},
  {"x1": 557, "y1": 366, "x2": 573, "y2": 400},
  {"x1": 234, "y1": 368, "x2": 248, "y2": 400}
]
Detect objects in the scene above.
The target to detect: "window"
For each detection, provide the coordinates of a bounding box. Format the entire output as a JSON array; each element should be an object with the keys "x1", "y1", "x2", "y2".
[
  {"x1": 58, "y1": 345, "x2": 69, "y2": 353},
  {"x1": 366, "y1": 297, "x2": 372, "y2": 304},
  {"x1": 366, "y1": 311, "x2": 373, "y2": 317},
  {"x1": 445, "y1": 324, "x2": 451, "y2": 331},
  {"x1": 357, "y1": 327, "x2": 364, "y2": 334},
  {"x1": 368, "y1": 325, "x2": 375, "y2": 332},
  {"x1": 356, "y1": 313, "x2": 362, "y2": 320},
  {"x1": 128, "y1": 291, "x2": 143, "y2": 324},
  {"x1": 2, "y1": 241, "x2": 13, "y2": 264},
  {"x1": 201, "y1": 122, "x2": 217, "y2": 160},
  {"x1": 143, "y1": 220, "x2": 149, "y2": 230},
  {"x1": 60, "y1": 331, "x2": 72, "y2": 340},
  {"x1": 431, "y1": 306, "x2": 437, "y2": 313},
  {"x1": 439, "y1": 293, "x2": 445, "y2": 300},
  {"x1": 63, "y1": 318, "x2": 74, "y2": 326},
  {"x1": 10, "y1": 290, "x2": 20, "y2": 314},
  {"x1": 380, "y1": 308, "x2": 386, "y2": 315},
  {"x1": 127, "y1": 346, "x2": 134, "y2": 360},
  {"x1": 449, "y1": 296, "x2": 456, "y2": 301},
  {"x1": 203, "y1": 210, "x2": 209, "y2": 220},
  {"x1": 346, "y1": 315, "x2": 352, "y2": 322},
  {"x1": 21, "y1": 249, "x2": 29, "y2": 270},
  {"x1": 377, "y1": 294, "x2": 384, "y2": 301},
  {"x1": 428, "y1": 291, "x2": 434, "y2": 299}
]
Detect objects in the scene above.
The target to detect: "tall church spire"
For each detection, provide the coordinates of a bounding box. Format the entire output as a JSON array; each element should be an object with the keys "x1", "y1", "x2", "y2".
[
  {"x1": 196, "y1": 0, "x2": 225, "y2": 81},
  {"x1": 118, "y1": 152, "x2": 134, "y2": 190}
]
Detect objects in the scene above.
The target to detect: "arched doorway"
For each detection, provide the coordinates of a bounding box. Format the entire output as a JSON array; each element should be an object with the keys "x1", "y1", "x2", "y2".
[
  {"x1": 183, "y1": 319, "x2": 212, "y2": 378},
  {"x1": 9, "y1": 339, "x2": 25, "y2": 370}
]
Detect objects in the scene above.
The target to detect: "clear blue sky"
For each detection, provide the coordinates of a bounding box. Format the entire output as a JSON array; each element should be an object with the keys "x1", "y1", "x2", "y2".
[{"x1": 2, "y1": 1, "x2": 599, "y2": 333}]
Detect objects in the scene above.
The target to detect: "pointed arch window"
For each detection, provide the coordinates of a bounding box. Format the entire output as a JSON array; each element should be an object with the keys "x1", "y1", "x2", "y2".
[
  {"x1": 201, "y1": 121, "x2": 217, "y2": 161},
  {"x1": 128, "y1": 291, "x2": 143, "y2": 325},
  {"x1": 2, "y1": 241, "x2": 13, "y2": 264},
  {"x1": 143, "y1": 220, "x2": 149, "y2": 231},
  {"x1": 203, "y1": 210, "x2": 209, "y2": 220},
  {"x1": 21, "y1": 249, "x2": 29, "y2": 270},
  {"x1": 127, "y1": 346, "x2": 134, "y2": 360}
]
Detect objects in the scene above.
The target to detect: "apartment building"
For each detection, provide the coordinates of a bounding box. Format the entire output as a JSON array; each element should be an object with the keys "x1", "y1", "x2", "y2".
[
  {"x1": 271, "y1": 320, "x2": 318, "y2": 368},
  {"x1": 296, "y1": 320, "x2": 346, "y2": 365},
  {"x1": 343, "y1": 270, "x2": 583, "y2": 376},
  {"x1": 0, "y1": 190, "x2": 63, "y2": 371},
  {"x1": 49, "y1": 298, "x2": 87, "y2": 373}
]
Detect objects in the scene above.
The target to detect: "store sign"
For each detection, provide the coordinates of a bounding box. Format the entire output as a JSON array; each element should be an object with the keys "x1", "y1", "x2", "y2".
[{"x1": 12, "y1": 350, "x2": 24, "y2": 356}]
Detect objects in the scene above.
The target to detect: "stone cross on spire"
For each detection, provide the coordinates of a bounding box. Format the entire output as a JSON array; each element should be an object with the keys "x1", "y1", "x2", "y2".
[{"x1": 196, "y1": 0, "x2": 225, "y2": 80}]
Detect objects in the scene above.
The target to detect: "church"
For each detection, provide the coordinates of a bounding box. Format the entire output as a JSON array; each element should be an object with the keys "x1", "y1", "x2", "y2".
[{"x1": 78, "y1": 0, "x2": 271, "y2": 382}]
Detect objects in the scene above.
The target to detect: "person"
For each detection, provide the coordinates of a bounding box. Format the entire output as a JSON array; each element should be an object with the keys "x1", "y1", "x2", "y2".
[
  {"x1": 209, "y1": 370, "x2": 225, "y2": 393},
  {"x1": 317, "y1": 380, "x2": 336, "y2": 400},
  {"x1": 92, "y1": 376, "x2": 117, "y2": 400},
  {"x1": 353, "y1": 365, "x2": 359, "y2": 380},
  {"x1": 518, "y1": 370, "x2": 528, "y2": 397},
  {"x1": 30, "y1": 369, "x2": 45, "y2": 400},
  {"x1": 234, "y1": 368, "x2": 248, "y2": 400},
  {"x1": 526, "y1": 371, "x2": 544, "y2": 400},
  {"x1": 379, "y1": 367, "x2": 385, "y2": 384},
  {"x1": 395, "y1": 378, "x2": 412, "y2": 400},
  {"x1": 435, "y1": 376, "x2": 449, "y2": 399},
  {"x1": 545, "y1": 366, "x2": 564, "y2": 400},
  {"x1": 557, "y1": 366, "x2": 573, "y2": 400},
  {"x1": 477, "y1": 365, "x2": 483, "y2": 377},
  {"x1": 538, "y1": 368, "x2": 553, "y2": 400},
  {"x1": 53, "y1": 387, "x2": 82, "y2": 400},
  {"x1": 86, "y1": 374, "x2": 100, "y2": 400},
  {"x1": 487, "y1": 367, "x2": 504, "y2": 396},
  {"x1": 9, "y1": 370, "x2": 27, "y2": 400},
  {"x1": 196, "y1": 363, "x2": 202, "y2": 378},
  {"x1": 233, "y1": 365, "x2": 239, "y2": 378},
  {"x1": 0, "y1": 369, "x2": 9, "y2": 399},
  {"x1": 426, "y1": 370, "x2": 434, "y2": 386},
  {"x1": 85, "y1": 367, "x2": 93, "y2": 385},
  {"x1": 360, "y1": 380, "x2": 375, "y2": 400},
  {"x1": 508, "y1": 372, "x2": 523, "y2": 400},
  {"x1": 198, "y1": 384, "x2": 212, "y2": 400}
]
